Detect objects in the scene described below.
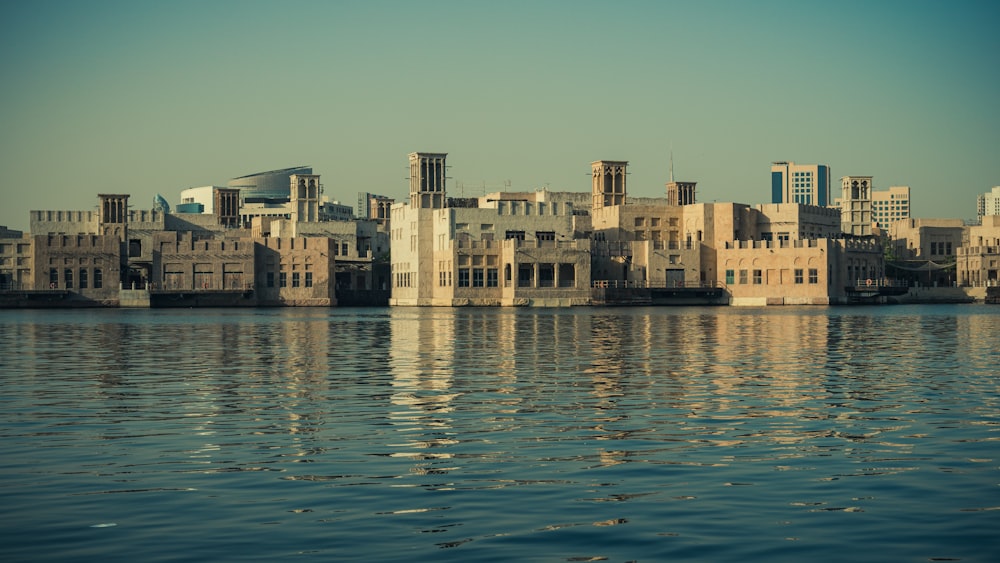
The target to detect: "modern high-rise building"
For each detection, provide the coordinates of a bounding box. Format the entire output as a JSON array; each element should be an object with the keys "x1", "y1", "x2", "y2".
[
  {"x1": 977, "y1": 186, "x2": 1000, "y2": 223},
  {"x1": 771, "y1": 162, "x2": 831, "y2": 206},
  {"x1": 871, "y1": 186, "x2": 911, "y2": 228}
]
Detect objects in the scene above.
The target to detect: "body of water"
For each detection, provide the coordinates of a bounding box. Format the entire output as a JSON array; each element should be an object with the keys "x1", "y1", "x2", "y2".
[{"x1": 1, "y1": 305, "x2": 998, "y2": 562}]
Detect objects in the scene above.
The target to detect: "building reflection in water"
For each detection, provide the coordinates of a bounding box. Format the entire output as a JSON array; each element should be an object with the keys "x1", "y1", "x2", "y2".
[{"x1": 388, "y1": 310, "x2": 459, "y2": 471}]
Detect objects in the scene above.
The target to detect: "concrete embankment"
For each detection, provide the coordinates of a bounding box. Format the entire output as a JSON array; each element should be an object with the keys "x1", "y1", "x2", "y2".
[{"x1": 889, "y1": 286, "x2": 985, "y2": 304}]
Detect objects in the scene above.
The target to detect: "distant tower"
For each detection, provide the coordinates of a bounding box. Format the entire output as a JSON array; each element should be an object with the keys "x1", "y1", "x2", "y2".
[
  {"x1": 664, "y1": 152, "x2": 697, "y2": 205},
  {"x1": 409, "y1": 152, "x2": 447, "y2": 209},
  {"x1": 591, "y1": 160, "x2": 628, "y2": 210},
  {"x1": 840, "y1": 176, "x2": 873, "y2": 236},
  {"x1": 666, "y1": 181, "x2": 697, "y2": 206},
  {"x1": 98, "y1": 194, "x2": 129, "y2": 239},
  {"x1": 213, "y1": 187, "x2": 241, "y2": 228},
  {"x1": 290, "y1": 173, "x2": 321, "y2": 223}
]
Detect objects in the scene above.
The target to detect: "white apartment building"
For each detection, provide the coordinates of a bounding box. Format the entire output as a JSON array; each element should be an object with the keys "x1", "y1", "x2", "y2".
[
  {"x1": 871, "y1": 186, "x2": 911, "y2": 228},
  {"x1": 978, "y1": 186, "x2": 1000, "y2": 223}
]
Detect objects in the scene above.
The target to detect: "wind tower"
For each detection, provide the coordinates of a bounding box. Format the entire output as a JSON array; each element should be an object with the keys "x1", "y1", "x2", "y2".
[
  {"x1": 840, "y1": 175, "x2": 873, "y2": 236},
  {"x1": 290, "y1": 173, "x2": 321, "y2": 223},
  {"x1": 98, "y1": 194, "x2": 129, "y2": 239},
  {"x1": 409, "y1": 152, "x2": 448, "y2": 209},
  {"x1": 665, "y1": 152, "x2": 697, "y2": 206},
  {"x1": 591, "y1": 160, "x2": 628, "y2": 210}
]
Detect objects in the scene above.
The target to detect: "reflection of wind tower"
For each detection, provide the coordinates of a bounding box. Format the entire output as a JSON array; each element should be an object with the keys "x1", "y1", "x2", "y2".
[
  {"x1": 409, "y1": 152, "x2": 448, "y2": 208},
  {"x1": 592, "y1": 160, "x2": 628, "y2": 210},
  {"x1": 665, "y1": 152, "x2": 697, "y2": 206}
]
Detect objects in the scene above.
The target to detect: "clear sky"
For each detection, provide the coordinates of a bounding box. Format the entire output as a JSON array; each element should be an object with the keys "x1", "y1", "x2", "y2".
[{"x1": 1, "y1": 0, "x2": 997, "y2": 231}]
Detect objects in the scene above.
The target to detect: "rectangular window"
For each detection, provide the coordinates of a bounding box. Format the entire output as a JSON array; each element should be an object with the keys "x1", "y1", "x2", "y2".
[
  {"x1": 458, "y1": 268, "x2": 470, "y2": 287},
  {"x1": 305, "y1": 272, "x2": 313, "y2": 288},
  {"x1": 739, "y1": 269, "x2": 748, "y2": 284},
  {"x1": 518, "y1": 265, "x2": 533, "y2": 287},
  {"x1": 538, "y1": 264, "x2": 555, "y2": 287},
  {"x1": 487, "y1": 268, "x2": 499, "y2": 287},
  {"x1": 472, "y1": 268, "x2": 484, "y2": 287},
  {"x1": 558, "y1": 264, "x2": 576, "y2": 287},
  {"x1": 753, "y1": 269, "x2": 762, "y2": 285},
  {"x1": 536, "y1": 231, "x2": 556, "y2": 241},
  {"x1": 266, "y1": 272, "x2": 275, "y2": 288},
  {"x1": 292, "y1": 272, "x2": 300, "y2": 288},
  {"x1": 808, "y1": 268, "x2": 819, "y2": 284},
  {"x1": 505, "y1": 230, "x2": 525, "y2": 241},
  {"x1": 49, "y1": 268, "x2": 58, "y2": 287},
  {"x1": 94, "y1": 269, "x2": 103, "y2": 289},
  {"x1": 725, "y1": 269, "x2": 735, "y2": 285},
  {"x1": 79, "y1": 268, "x2": 88, "y2": 289},
  {"x1": 794, "y1": 269, "x2": 804, "y2": 284},
  {"x1": 64, "y1": 268, "x2": 73, "y2": 289},
  {"x1": 279, "y1": 272, "x2": 287, "y2": 288}
]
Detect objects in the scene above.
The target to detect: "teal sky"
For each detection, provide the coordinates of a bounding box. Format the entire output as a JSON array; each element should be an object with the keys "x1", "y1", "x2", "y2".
[{"x1": 1, "y1": 0, "x2": 997, "y2": 231}]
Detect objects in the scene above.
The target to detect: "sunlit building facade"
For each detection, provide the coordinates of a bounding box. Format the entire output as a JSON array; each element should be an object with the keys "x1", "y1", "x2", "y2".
[{"x1": 771, "y1": 162, "x2": 831, "y2": 206}]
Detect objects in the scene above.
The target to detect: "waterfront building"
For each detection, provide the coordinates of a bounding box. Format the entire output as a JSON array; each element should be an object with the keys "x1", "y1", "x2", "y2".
[
  {"x1": 977, "y1": 186, "x2": 1000, "y2": 223},
  {"x1": 840, "y1": 176, "x2": 874, "y2": 236},
  {"x1": 14, "y1": 181, "x2": 385, "y2": 306},
  {"x1": 887, "y1": 218, "x2": 967, "y2": 261},
  {"x1": 390, "y1": 152, "x2": 592, "y2": 306},
  {"x1": 718, "y1": 236, "x2": 883, "y2": 305},
  {"x1": 6, "y1": 153, "x2": 944, "y2": 308},
  {"x1": 770, "y1": 162, "x2": 831, "y2": 206},
  {"x1": 956, "y1": 215, "x2": 1000, "y2": 287},
  {"x1": 0, "y1": 232, "x2": 31, "y2": 291},
  {"x1": 871, "y1": 186, "x2": 911, "y2": 228}
]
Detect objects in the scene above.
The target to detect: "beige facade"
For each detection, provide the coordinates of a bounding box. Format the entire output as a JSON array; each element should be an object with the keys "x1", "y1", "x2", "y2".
[
  {"x1": 9, "y1": 154, "x2": 934, "y2": 308},
  {"x1": 13, "y1": 190, "x2": 383, "y2": 307},
  {"x1": 887, "y1": 218, "x2": 967, "y2": 261},
  {"x1": 32, "y1": 233, "x2": 121, "y2": 303},
  {"x1": 390, "y1": 190, "x2": 592, "y2": 307},
  {"x1": 957, "y1": 215, "x2": 1000, "y2": 287},
  {"x1": 0, "y1": 234, "x2": 32, "y2": 291},
  {"x1": 254, "y1": 236, "x2": 336, "y2": 306},
  {"x1": 718, "y1": 237, "x2": 883, "y2": 305}
]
